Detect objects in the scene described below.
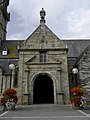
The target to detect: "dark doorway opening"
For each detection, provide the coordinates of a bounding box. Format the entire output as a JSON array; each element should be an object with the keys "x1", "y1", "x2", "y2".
[{"x1": 33, "y1": 74, "x2": 54, "y2": 104}]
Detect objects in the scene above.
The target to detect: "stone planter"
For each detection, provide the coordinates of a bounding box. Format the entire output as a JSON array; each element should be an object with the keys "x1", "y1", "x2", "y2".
[{"x1": 3, "y1": 99, "x2": 16, "y2": 111}]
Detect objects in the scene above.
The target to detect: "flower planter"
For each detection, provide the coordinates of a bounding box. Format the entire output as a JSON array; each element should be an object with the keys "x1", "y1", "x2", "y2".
[
  {"x1": 3, "y1": 99, "x2": 16, "y2": 111},
  {"x1": 70, "y1": 86, "x2": 86, "y2": 110},
  {"x1": 0, "y1": 88, "x2": 18, "y2": 111}
]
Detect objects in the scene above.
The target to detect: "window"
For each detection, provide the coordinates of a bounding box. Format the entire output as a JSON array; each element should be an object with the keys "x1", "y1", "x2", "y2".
[
  {"x1": 39, "y1": 51, "x2": 46, "y2": 62},
  {"x1": 2, "y1": 48, "x2": 8, "y2": 56}
]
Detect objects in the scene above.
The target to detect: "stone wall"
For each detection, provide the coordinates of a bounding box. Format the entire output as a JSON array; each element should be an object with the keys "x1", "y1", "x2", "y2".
[
  {"x1": 78, "y1": 46, "x2": 90, "y2": 102},
  {"x1": 18, "y1": 48, "x2": 70, "y2": 105}
]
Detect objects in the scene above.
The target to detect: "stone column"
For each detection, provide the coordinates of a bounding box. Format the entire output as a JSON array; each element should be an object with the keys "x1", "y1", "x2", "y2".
[
  {"x1": 23, "y1": 70, "x2": 30, "y2": 104},
  {"x1": 57, "y1": 67, "x2": 64, "y2": 104}
]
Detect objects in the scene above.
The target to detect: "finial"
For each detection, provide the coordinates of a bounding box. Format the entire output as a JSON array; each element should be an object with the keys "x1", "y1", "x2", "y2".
[{"x1": 40, "y1": 8, "x2": 46, "y2": 23}]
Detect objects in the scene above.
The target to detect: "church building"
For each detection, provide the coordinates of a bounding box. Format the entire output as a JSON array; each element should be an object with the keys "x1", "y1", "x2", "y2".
[{"x1": 0, "y1": 0, "x2": 90, "y2": 105}]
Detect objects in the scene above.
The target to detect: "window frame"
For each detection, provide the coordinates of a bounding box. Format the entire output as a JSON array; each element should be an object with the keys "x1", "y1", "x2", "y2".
[{"x1": 39, "y1": 50, "x2": 47, "y2": 62}]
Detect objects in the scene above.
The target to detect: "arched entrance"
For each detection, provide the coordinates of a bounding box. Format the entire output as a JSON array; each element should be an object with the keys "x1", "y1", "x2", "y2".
[{"x1": 33, "y1": 74, "x2": 54, "y2": 104}]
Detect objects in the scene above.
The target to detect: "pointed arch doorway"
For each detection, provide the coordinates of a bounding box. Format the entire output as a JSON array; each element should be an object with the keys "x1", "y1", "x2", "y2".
[{"x1": 33, "y1": 74, "x2": 54, "y2": 104}]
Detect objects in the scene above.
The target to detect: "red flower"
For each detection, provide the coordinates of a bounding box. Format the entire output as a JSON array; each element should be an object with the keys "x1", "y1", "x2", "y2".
[
  {"x1": 70, "y1": 86, "x2": 85, "y2": 107},
  {"x1": 0, "y1": 88, "x2": 18, "y2": 105},
  {"x1": 0, "y1": 97, "x2": 6, "y2": 105},
  {"x1": 3, "y1": 88, "x2": 17, "y2": 98},
  {"x1": 71, "y1": 86, "x2": 84, "y2": 96}
]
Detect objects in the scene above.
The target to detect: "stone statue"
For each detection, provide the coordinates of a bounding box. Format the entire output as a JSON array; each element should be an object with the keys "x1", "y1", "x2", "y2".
[{"x1": 40, "y1": 8, "x2": 46, "y2": 20}]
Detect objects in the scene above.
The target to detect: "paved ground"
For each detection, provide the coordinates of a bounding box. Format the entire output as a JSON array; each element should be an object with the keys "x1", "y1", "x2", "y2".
[
  {"x1": 0, "y1": 106, "x2": 3, "y2": 115},
  {"x1": 0, "y1": 104, "x2": 90, "y2": 120},
  {"x1": 81, "y1": 105, "x2": 90, "y2": 114}
]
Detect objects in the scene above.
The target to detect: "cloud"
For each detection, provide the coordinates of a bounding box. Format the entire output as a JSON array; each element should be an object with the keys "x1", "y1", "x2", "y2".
[
  {"x1": 7, "y1": 0, "x2": 90, "y2": 39},
  {"x1": 7, "y1": 0, "x2": 68, "y2": 39},
  {"x1": 67, "y1": 8, "x2": 90, "y2": 38}
]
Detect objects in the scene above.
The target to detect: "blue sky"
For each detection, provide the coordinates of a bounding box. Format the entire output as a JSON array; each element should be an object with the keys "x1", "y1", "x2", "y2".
[{"x1": 7, "y1": 0, "x2": 90, "y2": 40}]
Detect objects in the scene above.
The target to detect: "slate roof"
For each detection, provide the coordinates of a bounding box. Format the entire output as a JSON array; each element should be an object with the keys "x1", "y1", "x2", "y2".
[
  {"x1": 0, "y1": 59, "x2": 18, "y2": 74},
  {"x1": 62, "y1": 39, "x2": 90, "y2": 57},
  {"x1": 0, "y1": 40, "x2": 23, "y2": 59},
  {"x1": 0, "y1": 40, "x2": 23, "y2": 74}
]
